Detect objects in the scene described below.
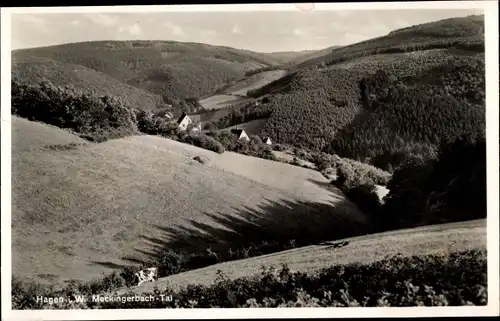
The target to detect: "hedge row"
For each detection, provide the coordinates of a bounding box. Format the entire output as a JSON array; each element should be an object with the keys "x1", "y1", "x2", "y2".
[{"x1": 12, "y1": 249, "x2": 487, "y2": 309}]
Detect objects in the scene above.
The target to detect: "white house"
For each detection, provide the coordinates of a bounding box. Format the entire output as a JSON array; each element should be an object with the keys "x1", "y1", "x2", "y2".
[
  {"x1": 176, "y1": 112, "x2": 204, "y2": 133},
  {"x1": 231, "y1": 128, "x2": 250, "y2": 141},
  {"x1": 262, "y1": 137, "x2": 272, "y2": 145},
  {"x1": 176, "y1": 113, "x2": 193, "y2": 131}
]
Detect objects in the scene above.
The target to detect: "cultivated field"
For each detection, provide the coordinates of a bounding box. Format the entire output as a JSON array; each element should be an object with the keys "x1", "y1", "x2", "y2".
[
  {"x1": 199, "y1": 69, "x2": 287, "y2": 110},
  {"x1": 222, "y1": 70, "x2": 288, "y2": 96},
  {"x1": 199, "y1": 94, "x2": 248, "y2": 110},
  {"x1": 11, "y1": 117, "x2": 365, "y2": 285},
  {"x1": 119, "y1": 219, "x2": 486, "y2": 294}
]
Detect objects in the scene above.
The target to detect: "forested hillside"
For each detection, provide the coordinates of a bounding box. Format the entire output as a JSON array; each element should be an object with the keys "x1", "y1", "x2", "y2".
[
  {"x1": 289, "y1": 14, "x2": 484, "y2": 71},
  {"x1": 11, "y1": 40, "x2": 294, "y2": 102},
  {"x1": 239, "y1": 15, "x2": 486, "y2": 170},
  {"x1": 326, "y1": 54, "x2": 485, "y2": 168}
]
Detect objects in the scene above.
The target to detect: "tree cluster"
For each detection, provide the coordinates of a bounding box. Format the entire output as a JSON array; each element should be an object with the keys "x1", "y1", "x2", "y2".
[
  {"x1": 379, "y1": 135, "x2": 486, "y2": 230},
  {"x1": 326, "y1": 57, "x2": 485, "y2": 169},
  {"x1": 12, "y1": 80, "x2": 138, "y2": 142}
]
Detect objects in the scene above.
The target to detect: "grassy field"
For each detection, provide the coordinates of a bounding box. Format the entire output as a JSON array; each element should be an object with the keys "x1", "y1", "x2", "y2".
[
  {"x1": 198, "y1": 69, "x2": 287, "y2": 110},
  {"x1": 118, "y1": 219, "x2": 486, "y2": 294},
  {"x1": 198, "y1": 94, "x2": 248, "y2": 110},
  {"x1": 11, "y1": 117, "x2": 365, "y2": 286},
  {"x1": 222, "y1": 70, "x2": 288, "y2": 96}
]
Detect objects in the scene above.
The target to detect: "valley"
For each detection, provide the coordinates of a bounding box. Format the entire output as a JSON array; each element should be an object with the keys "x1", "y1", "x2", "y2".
[{"x1": 8, "y1": 12, "x2": 490, "y2": 309}]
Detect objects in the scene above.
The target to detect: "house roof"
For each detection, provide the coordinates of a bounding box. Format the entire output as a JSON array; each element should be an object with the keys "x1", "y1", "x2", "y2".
[
  {"x1": 176, "y1": 112, "x2": 189, "y2": 124},
  {"x1": 231, "y1": 129, "x2": 246, "y2": 136}
]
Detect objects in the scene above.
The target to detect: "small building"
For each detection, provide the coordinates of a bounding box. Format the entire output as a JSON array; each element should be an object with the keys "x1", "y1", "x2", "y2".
[
  {"x1": 262, "y1": 137, "x2": 272, "y2": 145},
  {"x1": 177, "y1": 112, "x2": 204, "y2": 133},
  {"x1": 231, "y1": 128, "x2": 250, "y2": 141},
  {"x1": 177, "y1": 112, "x2": 193, "y2": 130}
]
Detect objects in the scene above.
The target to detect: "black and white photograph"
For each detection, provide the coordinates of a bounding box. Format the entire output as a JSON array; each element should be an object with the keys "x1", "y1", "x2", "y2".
[{"x1": 1, "y1": 1, "x2": 499, "y2": 319}]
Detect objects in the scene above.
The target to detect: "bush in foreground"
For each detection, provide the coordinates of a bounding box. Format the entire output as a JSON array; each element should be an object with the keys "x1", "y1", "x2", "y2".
[
  {"x1": 12, "y1": 249, "x2": 487, "y2": 309},
  {"x1": 12, "y1": 80, "x2": 138, "y2": 142},
  {"x1": 381, "y1": 135, "x2": 486, "y2": 230},
  {"x1": 181, "y1": 134, "x2": 225, "y2": 154}
]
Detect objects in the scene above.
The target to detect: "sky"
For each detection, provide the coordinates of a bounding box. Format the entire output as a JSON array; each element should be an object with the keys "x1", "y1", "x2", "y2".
[{"x1": 10, "y1": 8, "x2": 483, "y2": 53}]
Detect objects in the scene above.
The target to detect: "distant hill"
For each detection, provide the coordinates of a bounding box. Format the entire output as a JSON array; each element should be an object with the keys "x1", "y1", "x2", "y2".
[
  {"x1": 11, "y1": 40, "x2": 297, "y2": 101},
  {"x1": 261, "y1": 46, "x2": 341, "y2": 66},
  {"x1": 12, "y1": 56, "x2": 164, "y2": 111}
]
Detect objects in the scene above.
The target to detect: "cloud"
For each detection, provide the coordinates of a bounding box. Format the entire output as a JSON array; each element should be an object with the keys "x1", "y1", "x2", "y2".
[
  {"x1": 200, "y1": 30, "x2": 217, "y2": 38},
  {"x1": 172, "y1": 25, "x2": 184, "y2": 36},
  {"x1": 341, "y1": 32, "x2": 371, "y2": 45},
  {"x1": 13, "y1": 14, "x2": 50, "y2": 30},
  {"x1": 231, "y1": 25, "x2": 242, "y2": 34},
  {"x1": 163, "y1": 21, "x2": 185, "y2": 36},
  {"x1": 292, "y1": 28, "x2": 304, "y2": 36},
  {"x1": 128, "y1": 24, "x2": 142, "y2": 36},
  {"x1": 118, "y1": 24, "x2": 142, "y2": 36},
  {"x1": 86, "y1": 13, "x2": 119, "y2": 27}
]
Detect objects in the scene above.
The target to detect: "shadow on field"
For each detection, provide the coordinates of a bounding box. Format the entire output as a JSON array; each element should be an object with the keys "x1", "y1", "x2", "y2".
[
  {"x1": 306, "y1": 178, "x2": 342, "y2": 195},
  {"x1": 110, "y1": 196, "x2": 370, "y2": 270}
]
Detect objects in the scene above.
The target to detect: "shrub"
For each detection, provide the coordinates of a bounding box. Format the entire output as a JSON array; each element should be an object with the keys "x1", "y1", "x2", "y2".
[
  {"x1": 333, "y1": 157, "x2": 391, "y2": 190},
  {"x1": 193, "y1": 155, "x2": 209, "y2": 164},
  {"x1": 120, "y1": 266, "x2": 141, "y2": 288},
  {"x1": 311, "y1": 152, "x2": 336, "y2": 171},
  {"x1": 183, "y1": 250, "x2": 220, "y2": 271},
  {"x1": 183, "y1": 134, "x2": 225, "y2": 154},
  {"x1": 12, "y1": 80, "x2": 138, "y2": 142},
  {"x1": 272, "y1": 143, "x2": 287, "y2": 151},
  {"x1": 203, "y1": 122, "x2": 216, "y2": 131},
  {"x1": 12, "y1": 249, "x2": 487, "y2": 309},
  {"x1": 343, "y1": 184, "x2": 383, "y2": 229},
  {"x1": 381, "y1": 135, "x2": 486, "y2": 229},
  {"x1": 157, "y1": 249, "x2": 184, "y2": 277}
]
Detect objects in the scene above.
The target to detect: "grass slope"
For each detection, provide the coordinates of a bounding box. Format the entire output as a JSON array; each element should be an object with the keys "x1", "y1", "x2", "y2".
[
  {"x1": 120, "y1": 219, "x2": 486, "y2": 293},
  {"x1": 222, "y1": 70, "x2": 288, "y2": 96},
  {"x1": 12, "y1": 117, "x2": 365, "y2": 285},
  {"x1": 12, "y1": 40, "x2": 291, "y2": 101},
  {"x1": 12, "y1": 57, "x2": 164, "y2": 111},
  {"x1": 259, "y1": 49, "x2": 327, "y2": 65},
  {"x1": 198, "y1": 69, "x2": 286, "y2": 113},
  {"x1": 199, "y1": 94, "x2": 248, "y2": 110}
]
